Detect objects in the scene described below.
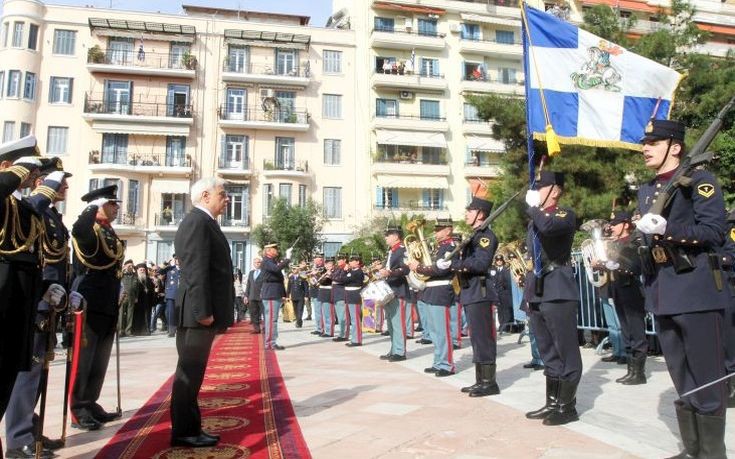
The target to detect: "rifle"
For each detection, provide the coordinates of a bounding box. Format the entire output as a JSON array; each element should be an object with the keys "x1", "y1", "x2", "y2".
[{"x1": 444, "y1": 190, "x2": 522, "y2": 260}]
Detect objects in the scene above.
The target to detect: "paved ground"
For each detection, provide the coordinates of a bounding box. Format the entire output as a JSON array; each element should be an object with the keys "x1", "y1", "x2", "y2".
[{"x1": 2, "y1": 319, "x2": 733, "y2": 458}]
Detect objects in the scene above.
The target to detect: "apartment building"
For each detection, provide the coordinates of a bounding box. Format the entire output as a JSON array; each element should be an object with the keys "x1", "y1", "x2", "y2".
[{"x1": 0, "y1": 0, "x2": 361, "y2": 270}]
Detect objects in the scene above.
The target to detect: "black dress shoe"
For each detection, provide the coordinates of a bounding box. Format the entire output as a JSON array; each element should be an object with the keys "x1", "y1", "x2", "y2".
[
  {"x1": 452, "y1": 344, "x2": 461, "y2": 350},
  {"x1": 320, "y1": 333, "x2": 334, "y2": 338},
  {"x1": 201, "y1": 431, "x2": 220, "y2": 441},
  {"x1": 93, "y1": 409, "x2": 121, "y2": 423},
  {"x1": 5, "y1": 444, "x2": 54, "y2": 459},
  {"x1": 273, "y1": 345, "x2": 285, "y2": 350},
  {"x1": 332, "y1": 337, "x2": 348, "y2": 342},
  {"x1": 40, "y1": 435, "x2": 64, "y2": 450},
  {"x1": 71, "y1": 415, "x2": 102, "y2": 431},
  {"x1": 600, "y1": 355, "x2": 619, "y2": 363},
  {"x1": 435, "y1": 369, "x2": 455, "y2": 377},
  {"x1": 424, "y1": 367, "x2": 439, "y2": 373},
  {"x1": 310, "y1": 330, "x2": 321, "y2": 335},
  {"x1": 345, "y1": 342, "x2": 362, "y2": 347},
  {"x1": 305, "y1": 316, "x2": 312, "y2": 320},
  {"x1": 388, "y1": 354, "x2": 406, "y2": 362},
  {"x1": 171, "y1": 434, "x2": 218, "y2": 448},
  {"x1": 381, "y1": 331, "x2": 390, "y2": 336},
  {"x1": 379, "y1": 353, "x2": 393, "y2": 360},
  {"x1": 523, "y1": 362, "x2": 545, "y2": 370}
]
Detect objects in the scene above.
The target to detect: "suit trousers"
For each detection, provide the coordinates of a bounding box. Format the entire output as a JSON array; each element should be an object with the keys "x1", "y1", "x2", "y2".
[
  {"x1": 248, "y1": 300, "x2": 262, "y2": 328},
  {"x1": 166, "y1": 298, "x2": 177, "y2": 335},
  {"x1": 263, "y1": 299, "x2": 282, "y2": 349},
  {"x1": 464, "y1": 302, "x2": 496, "y2": 364},
  {"x1": 529, "y1": 300, "x2": 582, "y2": 383},
  {"x1": 170, "y1": 326, "x2": 216, "y2": 437},
  {"x1": 71, "y1": 312, "x2": 117, "y2": 417},
  {"x1": 385, "y1": 297, "x2": 407, "y2": 356},
  {"x1": 292, "y1": 299, "x2": 304, "y2": 326},
  {"x1": 725, "y1": 303, "x2": 735, "y2": 374},
  {"x1": 5, "y1": 329, "x2": 46, "y2": 449},
  {"x1": 424, "y1": 301, "x2": 453, "y2": 371},
  {"x1": 347, "y1": 303, "x2": 362, "y2": 344},
  {"x1": 334, "y1": 300, "x2": 347, "y2": 338},
  {"x1": 656, "y1": 311, "x2": 726, "y2": 415}
]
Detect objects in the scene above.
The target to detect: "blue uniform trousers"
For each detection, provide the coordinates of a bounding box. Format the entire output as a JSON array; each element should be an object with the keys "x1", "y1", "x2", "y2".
[
  {"x1": 385, "y1": 297, "x2": 407, "y2": 356},
  {"x1": 528, "y1": 322, "x2": 544, "y2": 365},
  {"x1": 263, "y1": 299, "x2": 281, "y2": 349},
  {"x1": 405, "y1": 301, "x2": 415, "y2": 337},
  {"x1": 417, "y1": 300, "x2": 432, "y2": 342},
  {"x1": 347, "y1": 303, "x2": 362, "y2": 344},
  {"x1": 529, "y1": 300, "x2": 583, "y2": 383},
  {"x1": 464, "y1": 302, "x2": 496, "y2": 364},
  {"x1": 600, "y1": 297, "x2": 625, "y2": 357},
  {"x1": 321, "y1": 300, "x2": 334, "y2": 336},
  {"x1": 166, "y1": 298, "x2": 177, "y2": 335},
  {"x1": 5, "y1": 328, "x2": 46, "y2": 449},
  {"x1": 423, "y1": 301, "x2": 453, "y2": 371},
  {"x1": 334, "y1": 300, "x2": 347, "y2": 338},
  {"x1": 312, "y1": 298, "x2": 323, "y2": 333}
]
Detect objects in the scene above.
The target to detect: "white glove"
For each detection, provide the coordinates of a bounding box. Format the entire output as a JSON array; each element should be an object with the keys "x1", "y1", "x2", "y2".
[
  {"x1": 285, "y1": 248, "x2": 293, "y2": 260},
  {"x1": 45, "y1": 170, "x2": 66, "y2": 184},
  {"x1": 13, "y1": 156, "x2": 42, "y2": 167},
  {"x1": 436, "y1": 258, "x2": 451, "y2": 270},
  {"x1": 525, "y1": 190, "x2": 541, "y2": 207},
  {"x1": 636, "y1": 213, "x2": 667, "y2": 235},
  {"x1": 88, "y1": 197, "x2": 109, "y2": 208},
  {"x1": 605, "y1": 260, "x2": 620, "y2": 271},
  {"x1": 69, "y1": 291, "x2": 85, "y2": 312},
  {"x1": 42, "y1": 283, "x2": 66, "y2": 306}
]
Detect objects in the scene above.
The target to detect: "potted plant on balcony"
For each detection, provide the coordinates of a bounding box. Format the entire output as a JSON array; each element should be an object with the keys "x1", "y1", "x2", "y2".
[
  {"x1": 182, "y1": 51, "x2": 197, "y2": 70},
  {"x1": 263, "y1": 160, "x2": 275, "y2": 170},
  {"x1": 88, "y1": 45, "x2": 105, "y2": 63},
  {"x1": 286, "y1": 113, "x2": 298, "y2": 124}
]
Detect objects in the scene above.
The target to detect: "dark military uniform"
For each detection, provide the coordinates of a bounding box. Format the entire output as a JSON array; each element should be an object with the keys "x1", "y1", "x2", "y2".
[
  {"x1": 490, "y1": 256, "x2": 514, "y2": 332},
  {"x1": 343, "y1": 259, "x2": 364, "y2": 346},
  {"x1": 308, "y1": 259, "x2": 325, "y2": 335},
  {"x1": 523, "y1": 171, "x2": 581, "y2": 426},
  {"x1": 260, "y1": 246, "x2": 289, "y2": 350},
  {"x1": 382, "y1": 234, "x2": 410, "y2": 360},
  {"x1": 70, "y1": 186, "x2": 124, "y2": 427},
  {"x1": 316, "y1": 263, "x2": 334, "y2": 337},
  {"x1": 723, "y1": 211, "x2": 735, "y2": 407},
  {"x1": 286, "y1": 271, "x2": 308, "y2": 328},
  {"x1": 159, "y1": 261, "x2": 180, "y2": 336},
  {"x1": 331, "y1": 256, "x2": 348, "y2": 340}
]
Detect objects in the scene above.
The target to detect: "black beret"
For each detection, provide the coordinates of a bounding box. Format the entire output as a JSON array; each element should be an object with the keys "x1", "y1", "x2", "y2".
[
  {"x1": 465, "y1": 196, "x2": 493, "y2": 215},
  {"x1": 80, "y1": 185, "x2": 121, "y2": 203},
  {"x1": 384, "y1": 225, "x2": 403, "y2": 238},
  {"x1": 641, "y1": 119, "x2": 685, "y2": 143},
  {"x1": 609, "y1": 210, "x2": 632, "y2": 226},
  {"x1": 0, "y1": 135, "x2": 40, "y2": 163},
  {"x1": 536, "y1": 171, "x2": 565, "y2": 188}
]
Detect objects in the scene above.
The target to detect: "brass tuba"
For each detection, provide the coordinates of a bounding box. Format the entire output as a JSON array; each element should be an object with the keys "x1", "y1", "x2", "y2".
[
  {"x1": 404, "y1": 218, "x2": 433, "y2": 291},
  {"x1": 580, "y1": 221, "x2": 609, "y2": 287},
  {"x1": 497, "y1": 241, "x2": 530, "y2": 286}
]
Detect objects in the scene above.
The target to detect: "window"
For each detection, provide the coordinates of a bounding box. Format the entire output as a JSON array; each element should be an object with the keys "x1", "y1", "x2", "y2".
[
  {"x1": 275, "y1": 137, "x2": 295, "y2": 169},
  {"x1": 7, "y1": 70, "x2": 20, "y2": 97},
  {"x1": 322, "y1": 242, "x2": 342, "y2": 258},
  {"x1": 220, "y1": 134, "x2": 248, "y2": 169},
  {"x1": 275, "y1": 91, "x2": 295, "y2": 123},
  {"x1": 167, "y1": 84, "x2": 191, "y2": 117},
  {"x1": 322, "y1": 94, "x2": 342, "y2": 119},
  {"x1": 496, "y1": 30, "x2": 515, "y2": 44},
  {"x1": 160, "y1": 193, "x2": 186, "y2": 225},
  {"x1": 374, "y1": 17, "x2": 395, "y2": 32},
  {"x1": 128, "y1": 179, "x2": 139, "y2": 216},
  {"x1": 464, "y1": 102, "x2": 480, "y2": 122},
  {"x1": 104, "y1": 80, "x2": 132, "y2": 114},
  {"x1": 279, "y1": 183, "x2": 292, "y2": 206},
  {"x1": 107, "y1": 38, "x2": 133, "y2": 65},
  {"x1": 169, "y1": 43, "x2": 190, "y2": 69},
  {"x1": 420, "y1": 58, "x2": 440, "y2": 77},
  {"x1": 422, "y1": 189, "x2": 444, "y2": 210},
  {"x1": 417, "y1": 19, "x2": 437, "y2": 37},
  {"x1": 323, "y1": 187, "x2": 342, "y2": 219},
  {"x1": 23, "y1": 72, "x2": 36, "y2": 100},
  {"x1": 20, "y1": 123, "x2": 30, "y2": 137},
  {"x1": 28, "y1": 24, "x2": 38, "y2": 50},
  {"x1": 227, "y1": 45, "x2": 248, "y2": 72},
  {"x1": 49, "y1": 77, "x2": 73, "y2": 103},
  {"x1": 230, "y1": 241, "x2": 247, "y2": 273},
  {"x1": 101, "y1": 133, "x2": 128, "y2": 164},
  {"x1": 166, "y1": 136, "x2": 186, "y2": 166},
  {"x1": 375, "y1": 56, "x2": 396, "y2": 73},
  {"x1": 324, "y1": 139, "x2": 341, "y2": 165},
  {"x1": 47, "y1": 127, "x2": 68, "y2": 155},
  {"x1": 376, "y1": 98, "x2": 398, "y2": 117},
  {"x1": 12, "y1": 22, "x2": 23, "y2": 47},
  {"x1": 225, "y1": 185, "x2": 249, "y2": 225},
  {"x1": 156, "y1": 241, "x2": 174, "y2": 264},
  {"x1": 499, "y1": 67, "x2": 517, "y2": 84},
  {"x1": 298, "y1": 185, "x2": 307, "y2": 207},
  {"x1": 275, "y1": 48, "x2": 297, "y2": 76},
  {"x1": 1, "y1": 23, "x2": 8, "y2": 48},
  {"x1": 420, "y1": 100, "x2": 441, "y2": 120},
  {"x1": 462, "y1": 23, "x2": 480, "y2": 40},
  {"x1": 323, "y1": 50, "x2": 342, "y2": 73},
  {"x1": 225, "y1": 87, "x2": 246, "y2": 120},
  {"x1": 464, "y1": 62, "x2": 487, "y2": 81},
  {"x1": 263, "y1": 184, "x2": 274, "y2": 216},
  {"x1": 52, "y1": 30, "x2": 76, "y2": 55},
  {"x1": 3, "y1": 121, "x2": 14, "y2": 142},
  {"x1": 376, "y1": 187, "x2": 398, "y2": 208}
]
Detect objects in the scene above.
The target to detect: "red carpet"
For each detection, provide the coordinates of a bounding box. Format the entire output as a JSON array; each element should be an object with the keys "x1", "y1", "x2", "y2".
[{"x1": 97, "y1": 322, "x2": 311, "y2": 458}]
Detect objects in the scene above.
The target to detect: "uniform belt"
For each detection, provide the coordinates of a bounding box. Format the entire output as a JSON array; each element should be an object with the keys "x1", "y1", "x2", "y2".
[
  {"x1": 425, "y1": 280, "x2": 451, "y2": 287},
  {"x1": 345, "y1": 286, "x2": 361, "y2": 291},
  {"x1": 319, "y1": 286, "x2": 332, "y2": 289}
]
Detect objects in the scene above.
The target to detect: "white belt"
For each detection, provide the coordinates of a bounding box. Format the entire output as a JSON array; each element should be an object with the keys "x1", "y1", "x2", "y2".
[
  {"x1": 319, "y1": 286, "x2": 332, "y2": 289},
  {"x1": 425, "y1": 280, "x2": 451, "y2": 287},
  {"x1": 345, "y1": 286, "x2": 361, "y2": 291}
]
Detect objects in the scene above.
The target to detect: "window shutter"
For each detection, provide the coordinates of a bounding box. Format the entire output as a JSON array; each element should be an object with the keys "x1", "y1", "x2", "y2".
[
  {"x1": 68, "y1": 78, "x2": 74, "y2": 103},
  {"x1": 422, "y1": 189, "x2": 429, "y2": 209},
  {"x1": 391, "y1": 188, "x2": 399, "y2": 207},
  {"x1": 220, "y1": 135, "x2": 226, "y2": 168},
  {"x1": 376, "y1": 186, "x2": 384, "y2": 208}
]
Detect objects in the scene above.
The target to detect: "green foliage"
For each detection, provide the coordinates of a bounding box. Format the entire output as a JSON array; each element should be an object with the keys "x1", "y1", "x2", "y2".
[
  {"x1": 251, "y1": 198, "x2": 323, "y2": 262},
  {"x1": 580, "y1": 5, "x2": 635, "y2": 46}
]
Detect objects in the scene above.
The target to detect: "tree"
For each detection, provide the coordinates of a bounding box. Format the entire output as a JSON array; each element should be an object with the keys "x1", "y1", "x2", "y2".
[
  {"x1": 251, "y1": 198, "x2": 324, "y2": 261},
  {"x1": 581, "y1": 5, "x2": 635, "y2": 46}
]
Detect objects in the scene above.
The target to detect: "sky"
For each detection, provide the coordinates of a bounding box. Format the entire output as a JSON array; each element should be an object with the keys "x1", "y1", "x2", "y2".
[{"x1": 1, "y1": 0, "x2": 335, "y2": 27}]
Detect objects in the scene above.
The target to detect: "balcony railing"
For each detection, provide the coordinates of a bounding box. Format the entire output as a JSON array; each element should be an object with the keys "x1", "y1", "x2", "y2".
[
  {"x1": 462, "y1": 75, "x2": 522, "y2": 85},
  {"x1": 84, "y1": 97, "x2": 193, "y2": 118},
  {"x1": 375, "y1": 113, "x2": 446, "y2": 122},
  {"x1": 87, "y1": 49, "x2": 195, "y2": 70},
  {"x1": 374, "y1": 67, "x2": 444, "y2": 78},
  {"x1": 115, "y1": 212, "x2": 143, "y2": 226},
  {"x1": 218, "y1": 105, "x2": 309, "y2": 124},
  {"x1": 375, "y1": 156, "x2": 447, "y2": 165},
  {"x1": 372, "y1": 28, "x2": 446, "y2": 38},
  {"x1": 374, "y1": 203, "x2": 448, "y2": 212},
  {"x1": 217, "y1": 156, "x2": 251, "y2": 170},
  {"x1": 154, "y1": 213, "x2": 185, "y2": 227},
  {"x1": 222, "y1": 60, "x2": 310, "y2": 78},
  {"x1": 263, "y1": 159, "x2": 309, "y2": 172},
  {"x1": 456, "y1": 0, "x2": 519, "y2": 6},
  {"x1": 88, "y1": 150, "x2": 191, "y2": 167},
  {"x1": 221, "y1": 217, "x2": 250, "y2": 227},
  {"x1": 460, "y1": 36, "x2": 522, "y2": 46}
]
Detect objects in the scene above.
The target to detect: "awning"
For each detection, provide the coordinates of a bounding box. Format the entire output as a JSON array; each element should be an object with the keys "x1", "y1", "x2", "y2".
[
  {"x1": 373, "y1": 2, "x2": 445, "y2": 15},
  {"x1": 376, "y1": 175, "x2": 448, "y2": 189},
  {"x1": 581, "y1": 0, "x2": 661, "y2": 14},
  {"x1": 375, "y1": 129, "x2": 447, "y2": 148},
  {"x1": 88, "y1": 18, "x2": 196, "y2": 42},
  {"x1": 466, "y1": 136, "x2": 505, "y2": 151},
  {"x1": 151, "y1": 179, "x2": 190, "y2": 194},
  {"x1": 697, "y1": 23, "x2": 735, "y2": 37},
  {"x1": 460, "y1": 13, "x2": 520, "y2": 28},
  {"x1": 89, "y1": 120, "x2": 191, "y2": 136}
]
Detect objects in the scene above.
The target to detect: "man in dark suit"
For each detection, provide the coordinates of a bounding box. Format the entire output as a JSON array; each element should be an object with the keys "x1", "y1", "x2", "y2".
[
  {"x1": 244, "y1": 257, "x2": 263, "y2": 333},
  {"x1": 490, "y1": 255, "x2": 513, "y2": 333},
  {"x1": 170, "y1": 177, "x2": 234, "y2": 448}
]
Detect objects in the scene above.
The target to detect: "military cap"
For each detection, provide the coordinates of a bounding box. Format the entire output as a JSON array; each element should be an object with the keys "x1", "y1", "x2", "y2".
[
  {"x1": 641, "y1": 119, "x2": 685, "y2": 143},
  {"x1": 349, "y1": 253, "x2": 362, "y2": 261},
  {"x1": 535, "y1": 171, "x2": 565, "y2": 188},
  {"x1": 465, "y1": 196, "x2": 493, "y2": 215},
  {"x1": 609, "y1": 210, "x2": 632, "y2": 226},
  {"x1": 434, "y1": 217, "x2": 453, "y2": 228},
  {"x1": 135, "y1": 262, "x2": 147, "y2": 270},
  {"x1": 384, "y1": 224, "x2": 403, "y2": 238},
  {"x1": 336, "y1": 252, "x2": 348, "y2": 260},
  {"x1": 494, "y1": 254, "x2": 505, "y2": 262},
  {"x1": 0, "y1": 135, "x2": 40, "y2": 163},
  {"x1": 38, "y1": 157, "x2": 72, "y2": 177},
  {"x1": 313, "y1": 252, "x2": 325, "y2": 259},
  {"x1": 325, "y1": 256, "x2": 336, "y2": 263},
  {"x1": 263, "y1": 242, "x2": 278, "y2": 249},
  {"x1": 81, "y1": 185, "x2": 121, "y2": 203}
]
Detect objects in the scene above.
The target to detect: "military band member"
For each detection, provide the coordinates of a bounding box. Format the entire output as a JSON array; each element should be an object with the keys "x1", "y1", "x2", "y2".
[
  {"x1": 317, "y1": 257, "x2": 335, "y2": 337},
  {"x1": 523, "y1": 171, "x2": 582, "y2": 426},
  {"x1": 636, "y1": 120, "x2": 730, "y2": 456},
  {"x1": 439, "y1": 198, "x2": 499, "y2": 395},
  {"x1": 724, "y1": 209, "x2": 735, "y2": 407},
  {"x1": 70, "y1": 185, "x2": 125, "y2": 430},
  {"x1": 287, "y1": 264, "x2": 308, "y2": 328},
  {"x1": 308, "y1": 253, "x2": 325, "y2": 336},
  {"x1": 331, "y1": 253, "x2": 349, "y2": 342},
  {"x1": 409, "y1": 217, "x2": 456, "y2": 377},
  {"x1": 343, "y1": 254, "x2": 365, "y2": 347},
  {"x1": 260, "y1": 242, "x2": 292, "y2": 350},
  {"x1": 378, "y1": 226, "x2": 410, "y2": 361}
]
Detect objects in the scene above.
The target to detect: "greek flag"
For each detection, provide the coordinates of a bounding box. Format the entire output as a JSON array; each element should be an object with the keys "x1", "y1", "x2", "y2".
[{"x1": 522, "y1": 5, "x2": 682, "y2": 150}]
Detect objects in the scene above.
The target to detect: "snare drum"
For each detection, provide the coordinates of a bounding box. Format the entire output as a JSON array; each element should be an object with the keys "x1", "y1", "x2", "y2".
[{"x1": 360, "y1": 280, "x2": 395, "y2": 308}]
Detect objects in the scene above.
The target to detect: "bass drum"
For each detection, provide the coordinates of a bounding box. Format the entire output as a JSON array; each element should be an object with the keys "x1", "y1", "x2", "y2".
[{"x1": 360, "y1": 280, "x2": 395, "y2": 308}]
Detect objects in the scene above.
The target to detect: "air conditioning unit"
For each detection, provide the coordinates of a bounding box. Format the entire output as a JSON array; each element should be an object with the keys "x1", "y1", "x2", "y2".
[
  {"x1": 399, "y1": 91, "x2": 414, "y2": 100},
  {"x1": 404, "y1": 17, "x2": 413, "y2": 30},
  {"x1": 260, "y1": 88, "x2": 274, "y2": 99},
  {"x1": 449, "y1": 22, "x2": 462, "y2": 33}
]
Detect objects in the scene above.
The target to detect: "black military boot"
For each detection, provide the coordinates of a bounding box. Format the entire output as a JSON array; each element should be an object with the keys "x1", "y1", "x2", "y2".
[
  {"x1": 615, "y1": 358, "x2": 633, "y2": 383},
  {"x1": 727, "y1": 377, "x2": 735, "y2": 408},
  {"x1": 526, "y1": 377, "x2": 559, "y2": 420},
  {"x1": 695, "y1": 413, "x2": 726, "y2": 459},
  {"x1": 460, "y1": 364, "x2": 481, "y2": 393},
  {"x1": 543, "y1": 379, "x2": 579, "y2": 426},
  {"x1": 621, "y1": 354, "x2": 646, "y2": 385},
  {"x1": 468, "y1": 364, "x2": 500, "y2": 397},
  {"x1": 666, "y1": 402, "x2": 699, "y2": 459}
]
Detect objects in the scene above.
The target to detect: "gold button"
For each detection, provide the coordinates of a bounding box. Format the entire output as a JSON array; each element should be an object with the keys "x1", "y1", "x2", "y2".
[
  {"x1": 681, "y1": 239, "x2": 686, "y2": 243},
  {"x1": 666, "y1": 236, "x2": 673, "y2": 240},
  {"x1": 692, "y1": 240, "x2": 698, "y2": 244}
]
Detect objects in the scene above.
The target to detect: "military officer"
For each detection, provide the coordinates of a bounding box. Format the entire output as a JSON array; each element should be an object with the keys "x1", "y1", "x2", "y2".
[
  {"x1": 331, "y1": 253, "x2": 349, "y2": 342},
  {"x1": 378, "y1": 225, "x2": 410, "y2": 362},
  {"x1": 70, "y1": 185, "x2": 125, "y2": 430},
  {"x1": 343, "y1": 254, "x2": 365, "y2": 347},
  {"x1": 438, "y1": 198, "x2": 499, "y2": 395},
  {"x1": 409, "y1": 217, "x2": 457, "y2": 377},
  {"x1": 523, "y1": 171, "x2": 582, "y2": 426},
  {"x1": 159, "y1": 255, "x2": 180, "y2": 337},
  {"x1": 724, "y1": 209, "x2": 735, "y2": 407},
  {"x1": 317, "y1": 257, "x2": 335, "y2": 337},
  {"x1": 260, "y1": 242, "x2": 292, "y2": 350},
  {"x1": 636, "y1": 119, "x2": 730, "y2": 457},
  {"x1": 308, "y1": 253, "x2": 325, "y2": 336},
  {"x1": 286, "y1": 264, "x2": 308, "y2": 328}
]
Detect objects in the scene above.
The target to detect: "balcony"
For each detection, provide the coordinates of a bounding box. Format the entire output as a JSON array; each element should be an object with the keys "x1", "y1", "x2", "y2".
[
  {"x1": 220, "y1": 217, "x2": 251, "y2": 234},
  {"x1": 459, "y1": 37, "x2": 522, "y2": 58},
  {"x1": 153, "y1": 213, "x2": 185, "y2": 232},
  {"x1": 221, "y1": 61, "x2": 310, "y2": 87},
  {"x1": 372, "y1": 158, "x2": 450, "y2": 177},
  {"x1": 373, "y1": 113, "x2": 449, "y2": 132},
  {"x1": 83, "y1": 97, "x2": 194, "y2": 136},
  {"x1": 370, "y1": 28, "x2": 446, "y2": 51},
  {"x1": 373, "y1": 203, "x2": 448, "y2": 217},
  {"x1": 371, "y1": 71, "x2": 447, "y2": 92},
  {"x1": 88, "y1": 150, "x2": 192, "y2": 176},
  {"x1": 86, "y1": 49, "x2": 196, "y2": 79},
  {"x1": 216, "y1": 157, "x2": 253, "y2": 177},
  {"x1": 261, "y1": 159, "x2": 310, "y2": 179},
  {"x1": 460, "y1": 76, "x2": 525, "y2": 96},
  {"x1": 114, "y1": 212, "x2": 145, "y2": 236},
  {"x1": 463, "y1": 118, "x2": 494, "y2": 135},
  {"x1": 218, "y1": 106, "x2": 310, "y2": 132},
  {"x1": 464, "y1": 160, "x2": 502, "y2": 178}
]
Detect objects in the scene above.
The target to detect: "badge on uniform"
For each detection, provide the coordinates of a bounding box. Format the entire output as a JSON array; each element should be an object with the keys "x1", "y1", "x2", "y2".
[
  {"x1": 555, "y1": 210, "x2": 568, "y2": 218},
  {"x1": 730, "y1": 228, "x2": 735, "y2": 243},
  {"x1": 697, "y1": 183, "x2": 715, "y2": 198},
  {"x1": 479, "y1": 237, "x2": 490, "y2": 248}
]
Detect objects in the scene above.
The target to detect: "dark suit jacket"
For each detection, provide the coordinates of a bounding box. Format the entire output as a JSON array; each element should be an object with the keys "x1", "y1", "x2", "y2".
[
  {"x1": 244, "y1": 269, "x2": 263, "y2": 301},
  {"x1": 174, "y1": 207, "x2": 235, "y2": 329}
]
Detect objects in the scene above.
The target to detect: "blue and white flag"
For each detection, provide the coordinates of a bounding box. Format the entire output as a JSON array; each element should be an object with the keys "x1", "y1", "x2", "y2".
[{"x1": 522, "y1": 5, "x2": 682, "y2": 150}]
